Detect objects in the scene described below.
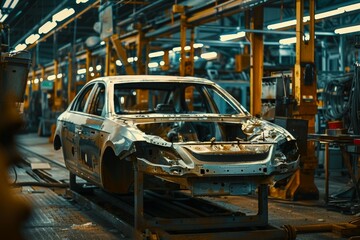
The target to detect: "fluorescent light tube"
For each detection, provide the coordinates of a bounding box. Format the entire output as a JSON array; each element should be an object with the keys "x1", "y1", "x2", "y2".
[
  {"x1": 25, "y1": 34, "x2": 40, "y2": 44},
  {"x1": 38, "y1": 21, "x2": 57, "y2": 34},
  {"x1": 315, "y1": 9, "x2": 344, "y2": 20},
  {"x1": 53, "y1": 8, "x2": 75, "y2": 22},
  {"x1": 338, "y1": 3, "x2": 360, "y2": 12},
  {"x1": 335, "y1": 25, "x2": 360, "y2": 34},
  {"x1": 220, "y1": 31, "x2": 245, "y2": 41},
  {"x1": 149, "y1": 51, "x2": 164, "y2": 58},
  {"x1": 201, "y1": 52, "x2": 217, "y2": 60}
]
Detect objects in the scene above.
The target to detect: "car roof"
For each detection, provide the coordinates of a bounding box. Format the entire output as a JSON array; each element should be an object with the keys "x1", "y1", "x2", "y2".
[{"x1": 90, "y1": 75, "x2": 215, "y2": 85}]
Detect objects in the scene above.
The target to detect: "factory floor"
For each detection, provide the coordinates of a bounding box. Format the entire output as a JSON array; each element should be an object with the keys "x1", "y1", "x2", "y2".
[{"x1": 11, "y1": 133, "x2": 360, "y2": 240}]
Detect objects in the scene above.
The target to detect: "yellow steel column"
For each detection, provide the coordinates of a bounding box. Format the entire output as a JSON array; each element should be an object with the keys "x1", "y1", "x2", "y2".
[
  {"x1": 53, "y1": 59, "x2": 62, "y2": 111},
  {"x1": 67, "y1": 53, "x2": 75, "y2": 103},
  {"x1": 293, "y1": 0, "x2": 318, "y2": 200},
  {"x1": 32, "y1": 70, "x2": 39, "y2": 91},
  {"x1": 249, "y1": 7, "x2": 263, "y2": 117},
  {"x1": 105, "y1": 39, "x2": 111, "y2": 76},
  {"x1": 136, "y1": 24, "x2": 147, "y2": 75},
  {"x1": 172, "y1": 4, "x2": 186, "y2": 76},
  {"x1": 86, "y1": 49, "x2": 92, "y2": 82},
  {"x1": 270, "y1": 0, "x2": 318, "y2": 200}
]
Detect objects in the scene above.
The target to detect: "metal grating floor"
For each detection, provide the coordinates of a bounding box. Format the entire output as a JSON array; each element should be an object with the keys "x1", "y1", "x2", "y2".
[{"x1": 21, "y1": 187, "x2": 126, "y2": 240}]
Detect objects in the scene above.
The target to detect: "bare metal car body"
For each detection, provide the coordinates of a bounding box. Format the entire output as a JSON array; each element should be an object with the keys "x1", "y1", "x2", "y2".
[{"x1": 54, "y1": 75, "x2": 299, "y2": 196}]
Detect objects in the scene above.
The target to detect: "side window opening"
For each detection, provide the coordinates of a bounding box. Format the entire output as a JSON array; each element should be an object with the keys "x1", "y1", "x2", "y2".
[
  {"x1": 71, "y1": 84, "x2": 94, "y2": 112},
  {"x1": 89, "y1": 84, "x2": 106, "y2": 116}
]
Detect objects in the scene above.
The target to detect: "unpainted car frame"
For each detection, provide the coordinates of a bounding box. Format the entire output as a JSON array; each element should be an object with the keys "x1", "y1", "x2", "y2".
[{"x1": 54, "y1": 75, "x2": 299, "y2": 196}]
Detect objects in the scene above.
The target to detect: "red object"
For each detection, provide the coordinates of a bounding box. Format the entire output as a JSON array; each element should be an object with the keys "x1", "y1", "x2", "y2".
[
  {"x1": 328, "y1": 121, "x2": 343, "y2": 129},
  {"x1": 354, "y1": 139, "x2": 360, "y2": 145}
]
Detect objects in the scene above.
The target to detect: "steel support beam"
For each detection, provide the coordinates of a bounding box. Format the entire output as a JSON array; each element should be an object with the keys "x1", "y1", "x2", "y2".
[
  {"x1": 53, "y1": 59, "x2": 62, "y2": 111},
  {"x1": 110, "y1": 35, "x2": 135, "y2": 75},
  {"x1": 86, "y1": 49, "x2": 92, "y2": 82},
  {"x1": 248, "y1": 7, "x2": 264, "y2": 116},
  {"x1": 270, "y1": 0, "x2": 319, "y2": 200}
]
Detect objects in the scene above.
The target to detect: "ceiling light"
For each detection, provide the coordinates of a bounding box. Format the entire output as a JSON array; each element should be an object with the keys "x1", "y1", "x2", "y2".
[
  {"x1": 52, "y1": 8, "x2": 75, "y2": 22},
  {"x1": 335, "y1": 25, "x2": 360, "y2": 35},
  {"x1": 315, "y1": 9, "x2": 344, "y2": 20},
  {"x1": 201, "y1": 52, "x2": 217, "y2": 60},
  {"x1": 149, "y1": 51, "x2": 164, "y2": 58},
  {"x1": 9, "y1": 0, "x2": 18, "y2": 8},
  {"x1": 172, "y1": 46, "x2": 181, "y2": 52},
  {"x1": 279, "y1": 33, "x2": 310, "y2": 45},
  {"x1": 267, "y1": 20, "x2": 297, "y2": 30},
  {"x1": 77, "y1": 68, "x2": 86, "y2": 75},
  {"x1": 338, "y1": 3, "x2": 360, "y2": 12},
  {"x1": 220, "y1": 31, "x2": 245, "y2": 41},
  {"x1": 76, "y1": 0, "x2": 89, "y2": 3},
  {"x1": 14, "y1": 43, "x2": 27, "y2": 51},
  {"x1": 116, "y1": 60, "x2": 122, "y2": 66},
  {"x1": 0, "y1": 14, "x2": 8, "y2": 22},
  {"x1": 57, "y1": 73, "x2": 63, "y2": 78},
  {"x1": 25, "y1": 34, "x2": 40, "y2": 45},
  {"x1": 3, "y1": 0, "x2": 11, "y2": 8},
  {"x1": 38, "y1": 21, "x2": 57, "y2": 34},
  {"x1": 47, "y1": 75, "x2": 56, "y2": 81},
  {"x1": 96, "y1": 65, "x2": 102, "y2": 71},
  {"x1": 148, "y1": 62, "x2": 159, "y2": 68},
  {"x1": 279, "y1": 37, "x2": 296, "y2": 45},
  {"x1": 193, "y1": 43, "x2": 204, "y2": 48}
]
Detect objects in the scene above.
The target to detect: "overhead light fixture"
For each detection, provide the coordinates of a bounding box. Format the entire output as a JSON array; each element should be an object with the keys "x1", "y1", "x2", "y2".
[
  {"x1": 38, "y1": 21, "x2": 57, "y2": 34},
  {"x1": 148, "y1": 62, "x2": 159, "y2": 68},
  {"x1": 0, "y1": 14, "x2": 8, "y2": 22},
  {"x1": 116, "y1": 60, "x2": 122, "y2": 66},
  {"x1": 279, "y1": 37, "x2": 297, "y2": 45},
  {"x1": 96, "y1": 65, "x2": 102, "y2": 71},
  {"x1": 220, "y1": 31, "x2": 245, "y2": 41},
  {"x1": 335, "y1": 25, "x2": 360, "y2": 35},
  {"x1": 47, "y1": 75, "x2": 56, "y2": 81},
  {"x1": 14, "y1": 43, "x2": 27, "y2": 51},
  {"x1": 77, "y1": 68, "x2": 86, "y2": 75},
  {"x1": 193, "y1": 43, "x2": 204, "y2": 48},
  {"x1": 52, "y1": 8, "x2": 75, "y2": 22},
  {"x1": 100, "y1": 41, "x2": 105, "y2": 45},
  {"x1": 201, "y1": 52, "x2": 217, "y2": 60},
  {"x1": 25, "y1": 34, "x2": 40, "y2": 45},
  {"x1": 315, "y1": 9, "x2": 344, "y2": 20},
  {"x1": 159, "y1": 61, "x2": 165, "y2": 66},
  {"x1": 149, "y1": 51, "x2": 164, "y2": 58},
  {"x1": 10, "y1": 0, "x2": 19, "y2": 8},
  {"x1": 267, "y1": 20, "x2": 297, "y2": 30},
  {"x1": 279, "y1": 33, "x2": 310, "y2": 45},
  {"x1": 3, "y1": 0, "x2": 12, "y2": 8},
  {"x1": 268, "y1": 3, "x2": 360, "y2": 30},
  {"x1": 76, "y1": 0, "x2": 89, "y2": 3},
  {"x1": 338, "y1": 3, "x2": 360, "y2": 12}
]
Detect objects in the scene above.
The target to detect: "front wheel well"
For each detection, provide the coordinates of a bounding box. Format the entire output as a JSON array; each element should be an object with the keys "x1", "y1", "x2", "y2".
[{"x1": 101, "y1": 147, "x2": 134, "y2": 194}]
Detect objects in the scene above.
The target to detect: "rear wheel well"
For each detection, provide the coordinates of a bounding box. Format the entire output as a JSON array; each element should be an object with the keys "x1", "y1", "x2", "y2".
[{"x1": 101, "y1": 147, "x2": 134, "y2": 194}]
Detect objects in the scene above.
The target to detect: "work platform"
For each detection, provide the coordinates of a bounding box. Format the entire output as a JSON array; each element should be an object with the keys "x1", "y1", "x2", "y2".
[{"x1": 12, "y1": 133, "x2": 360, "y2": 240}]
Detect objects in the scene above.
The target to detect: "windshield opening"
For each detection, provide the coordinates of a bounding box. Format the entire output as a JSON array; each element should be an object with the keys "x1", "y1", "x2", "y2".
[{"x1": 113, "y1": 82, "x2": 246, "y2": 115}]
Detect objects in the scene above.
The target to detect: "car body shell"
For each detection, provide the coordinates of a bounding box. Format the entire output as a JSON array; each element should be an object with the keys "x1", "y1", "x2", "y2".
[{"x1": 54, "y1": 75, "x2": 299, "y2": 196}]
